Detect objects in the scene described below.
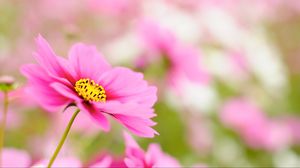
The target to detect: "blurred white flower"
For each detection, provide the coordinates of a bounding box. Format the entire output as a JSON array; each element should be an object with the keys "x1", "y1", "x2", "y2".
[
  {"x1": 242, "y1": 28, "x2": 288, "y2": 97},
  {"x1": 274, "y1": 150, "x2": 300, "y2": 167},
  {"x1": 142, "y1": 0, "x2": 200, "y2": 44}
]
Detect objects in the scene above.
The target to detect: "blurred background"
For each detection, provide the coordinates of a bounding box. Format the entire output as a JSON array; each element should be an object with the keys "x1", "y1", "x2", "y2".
[{"x1": 1, "y1": 0, "x2": 300, "y2": 167}]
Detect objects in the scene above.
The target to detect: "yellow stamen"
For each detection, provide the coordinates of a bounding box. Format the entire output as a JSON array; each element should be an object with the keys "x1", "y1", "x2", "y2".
[{"x1": 74, "y1": 78, "x2": 106, "y2": 102}]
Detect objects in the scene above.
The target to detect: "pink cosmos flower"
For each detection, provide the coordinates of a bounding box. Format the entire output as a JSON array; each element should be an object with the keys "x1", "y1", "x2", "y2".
[
  {"x1": 21, "y1": 35, "x2": 158, "y2": 137},
  {"x1": 124, "y1": 132, "x2": 180, "y2": 167},
  {"x1": 137, "y1": 21, "x2": 210, "y2": 89}
]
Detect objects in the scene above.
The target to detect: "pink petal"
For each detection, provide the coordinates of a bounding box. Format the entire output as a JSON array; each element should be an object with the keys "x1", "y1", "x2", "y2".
[
  {"x1": 90, "y1": 156, "x2": 112, "y2": 168},
  {"x1": 50, "y1": 82, "x2": 80, "y2": 101},
  {"x1": 56, "y1": 56, "x2": 77, "y2": 84},
  {"x1": 96, "y1": 101, "x2": 156, "y2": 119},
  {"x1": 68, "y1": 43, "x2": 111, "y2": 80},
  {"x1": 24, "y1": 86, "x2": 70, "y2": 112},
  {"x1": 123, "y1": 133, "x2": 180, "y2": 167},
  {"x1": 77, "y1": 102, "x2": 110, "y2": 132},
  {"x1": 123, "y1": 132, "x2": 145, "y2": 167},
  {"x1": 34, "y1": 35, "x2": 75, "y2": 83},
  {"x1": 115, "y1": 114, "x2": 158, "y2": 138},
  {"x1": 124, "y1": 158, "x2": 143, "y2": 168},
  {"x1": 146, "y1": 144, "x2": 180, "y2": 167},
  {"x1": 97, "y1": 101, "x2": 158, "y2": 137},
  {"x1": 21, "y1": 65, "x2": 71, "y2": 112},
  {"x1": 97, "y1": 67, "x2": 157, "y2": 107}
]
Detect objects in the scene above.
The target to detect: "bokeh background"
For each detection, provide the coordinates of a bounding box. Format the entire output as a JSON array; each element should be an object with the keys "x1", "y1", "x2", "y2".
[{"x1": 1, "y1": 0, "x2": 300, "y2": 167}]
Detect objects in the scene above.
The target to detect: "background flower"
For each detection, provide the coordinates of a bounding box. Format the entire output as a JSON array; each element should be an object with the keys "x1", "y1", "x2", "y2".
[{"x1": 124, "y1": 132, "x2": 181, "y2": 167}]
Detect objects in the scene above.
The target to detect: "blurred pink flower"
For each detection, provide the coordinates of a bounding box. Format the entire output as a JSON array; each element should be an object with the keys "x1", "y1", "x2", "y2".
[
  {"x1": 138, "y1": 21, "x2": 210, "y2": 88},
  {"x1": 124, "y1": 132, "x2": 180, "y2": 167},
  {"x1": 187, "y1": 115, "x2": 212, "y2": 154},
  {"x1": 241, "y1": 120, "x2": 291, "y2": 151},
  {"x1": 89, "y1": 155, "x2": 112, "y2": 168},
  {"x1": 221, "y1": 98, "x2": 292, "y2": 150},
  {"x1": 0, "y1": 92, "x2": 22, "y2": 129},
  {"x1": 33, "y1": 157, "x2": 81, "y2": 167},
  {"x1": 87, "y1": 152, "x2": 126, "y2": 168},
  {"x1": 21, "y1": 35, "x2": 158, "y2": 138},
  {"x1": 264, "y1": 121, "x2": 291, "y2": 150},
  {"x1": 2, "y1": 148, "x2": 31, "y2": 167},
  {"x1": 3, "y1": 148, "x2": 81, "y2": 167},
  {"x1": 283, "y1": 117, "x2": 300, "y2": 144},
  {"x1": 221, "y1": 98, "x2": 267, "y2": 131},
  {"x1": 0, "y1": 109, "x2": 21, "y2": 129},
  {"x1": 23, "y1": 0, "x2": 82, "y2": 24},
  {"x1": 88, "y1": 0, "x2": 139, "y2": 17}
]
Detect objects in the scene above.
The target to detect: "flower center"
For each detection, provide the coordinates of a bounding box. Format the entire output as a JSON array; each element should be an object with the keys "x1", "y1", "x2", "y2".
[{"x1": 74, "y1": 78, "x2": 106, "y2": 102}]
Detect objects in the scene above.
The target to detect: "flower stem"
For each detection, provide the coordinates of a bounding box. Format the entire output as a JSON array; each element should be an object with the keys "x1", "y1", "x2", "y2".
[
  {"x1": 0, "y1": 91, "x2": 9, "y2": 167},
  {"x1": 47, "y1": 109, "x2": 80, "y2": 168}
]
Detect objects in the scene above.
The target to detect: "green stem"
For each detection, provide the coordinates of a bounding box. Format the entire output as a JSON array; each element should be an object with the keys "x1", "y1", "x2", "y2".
[
  {"x1": 0, "y1": 91, "x2": 9, "y2": 167},
  {"x1": 47, "y1": 109, "x2": 80, "y2": 168}
]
